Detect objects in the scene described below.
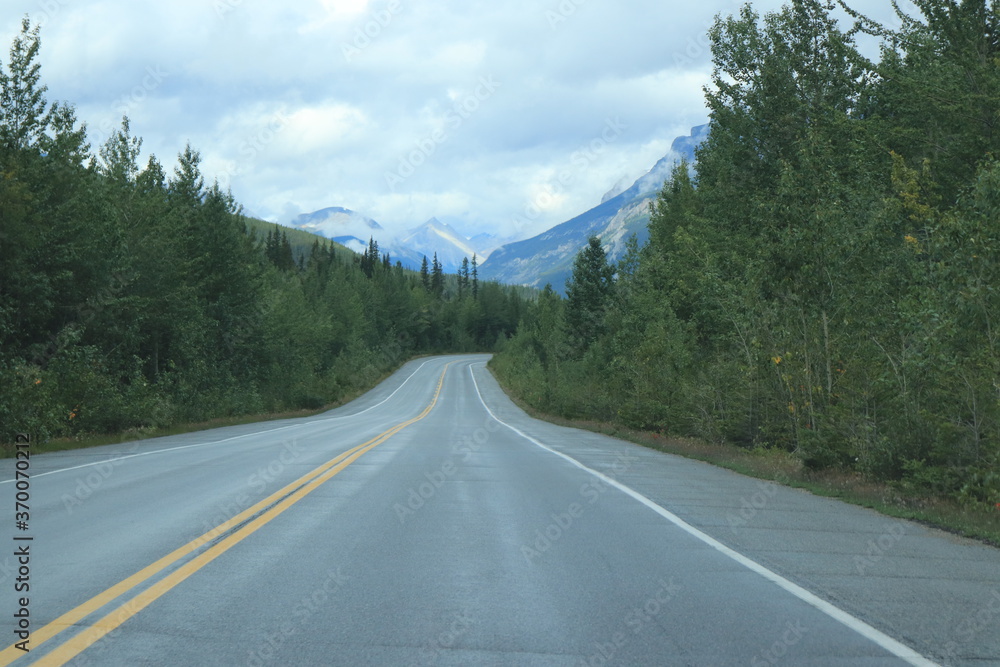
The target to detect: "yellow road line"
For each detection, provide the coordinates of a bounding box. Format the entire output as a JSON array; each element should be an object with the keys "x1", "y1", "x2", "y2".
[
  {"x1": 2, "y1": 364, "x2": 449, "y2": 666},
  {"x1": 1, "y1": 447, "x2": 361, "y2": 665}
]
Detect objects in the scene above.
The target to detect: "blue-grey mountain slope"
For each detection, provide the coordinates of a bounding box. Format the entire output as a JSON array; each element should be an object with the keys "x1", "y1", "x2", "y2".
[
  {"x1": 289, "y1": 206, "x2": 384, "y2": 256},
  {"x1": 480, "y1": 124, "x2": 708, "y2": 293},
  {"x1": 397, "y1": 218, "x2": 486, "y2": 272},
  {"x1": 288, "y1": 209, "x2": 493, "y2": 272}
]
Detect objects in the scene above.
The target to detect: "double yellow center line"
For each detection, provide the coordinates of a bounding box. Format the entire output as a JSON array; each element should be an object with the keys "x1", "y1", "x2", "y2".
[{"x1": 2, "y1": 364, "x2": 450, "y2": 666}]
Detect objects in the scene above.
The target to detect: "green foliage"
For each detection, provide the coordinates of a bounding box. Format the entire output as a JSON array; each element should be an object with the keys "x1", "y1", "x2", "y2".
[
  {"x1": 419, "y1": 255, "x2": 430, "y2": 290},
  {"x1": 430, "y1": 253, "x2": 444, "y2": 296},
  {"x1": 0, "y1": 20, "x2": 527, "y2": 443},
  {"x1": 492, "y1": 0, "x2": 1000, "y2": 508},
  {"x1": 264, "y1": 225, "x2": 296, "y2": 272},
  {"x1": 564, "y1": 236, "x2": 614, "y2": 356},
  {"x1": 0, "y1": 18, "x2": 53, "y2": 153},
  {"x1": 871, "y1": 0, "x2": 1000, "y2": 205}
]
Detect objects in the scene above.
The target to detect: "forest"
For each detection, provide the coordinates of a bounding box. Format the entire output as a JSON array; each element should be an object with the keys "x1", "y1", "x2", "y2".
[
  {"x1": 0, "y1": 18, "x2": 524, "y2": 443},
  {"x1": 492, "y1": 0, "x2": 1000, "y2": 506},
  {"x1": 3, "y1": 1, "x2": 999, "y2": 509}
]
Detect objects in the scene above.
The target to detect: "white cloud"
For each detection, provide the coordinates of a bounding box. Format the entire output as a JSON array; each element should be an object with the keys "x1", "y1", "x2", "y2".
[
  {"x1": 2, "y1": 0, "x2": 908, "y2": 240},
  {"x1": 280, "y1": 103, "x2": 370, "y2": 153}
]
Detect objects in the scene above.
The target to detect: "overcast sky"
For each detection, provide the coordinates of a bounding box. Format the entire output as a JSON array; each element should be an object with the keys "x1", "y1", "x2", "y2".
[{"x1": 3, "y1": 0, "x2": 907, "y2": 240}]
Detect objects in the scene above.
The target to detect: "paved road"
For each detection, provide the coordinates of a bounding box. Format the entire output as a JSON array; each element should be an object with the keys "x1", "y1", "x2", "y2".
[{"x1": 1, "y1": 355, "x2": 997, "y2": 665}]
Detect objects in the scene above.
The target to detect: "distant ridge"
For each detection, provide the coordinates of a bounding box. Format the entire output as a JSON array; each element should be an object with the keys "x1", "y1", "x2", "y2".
[
  {"x1": 479, "y1": 124, "x2": 709, "y2": 292},
  {"x1": 287, "y1": 209, "x2": 496, "y2": 272}
]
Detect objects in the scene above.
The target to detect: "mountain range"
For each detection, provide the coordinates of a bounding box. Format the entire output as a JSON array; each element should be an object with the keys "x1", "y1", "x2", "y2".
[
  {"x1": 284, "y1": 123, "x2": 708, "y2": 286},
  {"x1": 478, "y1": 124, "x2": 709, "y2": 292},
  {"x1": 289, "y1": 206, "x2": 382, "y2": 254},
  {"x1": 288, "y1": 208, "x2": 497, "y2": 273}
]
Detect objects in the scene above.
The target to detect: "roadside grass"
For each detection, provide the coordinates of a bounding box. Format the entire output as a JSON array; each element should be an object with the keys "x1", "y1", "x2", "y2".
[
  {"x1": 491, "y1": 376, "x2": 1000, "y2": 549},
  {"x1": 2, "y1": 407, "x2": 329, "y2": 457},
  {"x1": 0, "y1": 362, "x2": 415, "y2": 459},
  {"x1": 8, "y1": 357, "x2": 998, "y2": 548}
]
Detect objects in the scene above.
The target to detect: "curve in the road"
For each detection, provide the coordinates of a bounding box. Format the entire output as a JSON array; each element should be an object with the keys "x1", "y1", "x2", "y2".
[
  {"x1": 468, "y1": 363, "x2": 939, "y2": 667},
  {"x1": 0, "y1": 364, "x2": 450, "y2": 667},
  {"x1": 0, "y1": 359, "x2": 438, "y2": 487}
]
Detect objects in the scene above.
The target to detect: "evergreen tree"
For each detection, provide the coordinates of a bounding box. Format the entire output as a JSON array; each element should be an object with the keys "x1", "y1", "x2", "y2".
[
  {"x1": 431, "y1": 252, "x2": 444, "y2": 296},
  {"x1": 486, "y1": 0, "x2": 1000, "y2": 503},
  {"x1": 0, "y1": 18, "x2": 53, "y2": 153},
  {"x1": 420, "y1": 255, "x2": 430, "y2": 291},
  {"x1": 564, "y1": 237, "x2": 614, "y2": 356},
  {"x1": 279, "y1": 230, "x2": 295, "y2": 272},
  {"x1": 265, "y1": 227, "x2": 277, "y2": 265},
  {"x1": 471, "y1": 254, "x2": 479, "y2": 300},
  {"x1": 459, "y1": 257, "x2": 470, "y2": 298},
  {"x1": 359, "y1": 237, "x2": 379, "y2": 278},
  {"x1": 99, "y1": 117, "x2": 142, "y2": 188},
  {"x1": 0, "y1": 21, "x2": 529, "y2": 442},
  {"x1": 169, "y1": 143, "x2": 205, "y2": 208},
  {"x1": 872, "y1": 0, "x2": 1000, "y2": 206}
]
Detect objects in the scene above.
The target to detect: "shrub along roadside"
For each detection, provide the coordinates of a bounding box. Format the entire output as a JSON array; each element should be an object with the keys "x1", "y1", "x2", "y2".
[
  {"x1": 490, "y1": 0, "x2": 999, "y2": 516},
  {"x1": 0, "y1": 355, "x2": 431, "y2": 459},
  {"x1": 488, "y1": 361, "x2": 1000, "y2": 548},
  {"x1": 0, "y1": 19, "x2": 526, "y2": 448}
]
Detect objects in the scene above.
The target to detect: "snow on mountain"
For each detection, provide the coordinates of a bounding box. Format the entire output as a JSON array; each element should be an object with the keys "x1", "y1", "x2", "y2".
[
  {"x1": 287, "y1": 209, "x2": 493, "y2": 273},
  {"x1": 290, "y1": 207, "x2": 383, "y2": 240},
  {"x1": 627, "y1": 123, "x2": 708, "y2": 197},
  {"x1": 600, "y1": 175, "x2": 632, "y2": 204},
  {"x1": 399, "y1": 218, "x2": 482, "y2": 272},
  {"x1": 469, "y1": 232, "x2": 501, "y2": 255},
  {"x1": 479, "y1": 124, "x2": 709, "y2": 293},
  {"x1": 285, "y1": 125, "x2": 709, "y2": 286},
  {"x1": 332, "y1": 236, "x2": 370, "y2": 255}
]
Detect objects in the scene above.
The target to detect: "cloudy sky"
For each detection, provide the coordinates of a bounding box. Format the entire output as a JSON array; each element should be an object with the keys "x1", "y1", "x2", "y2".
[{"x1": 3, "y1": 0, "x2": 906, "y2": 241}]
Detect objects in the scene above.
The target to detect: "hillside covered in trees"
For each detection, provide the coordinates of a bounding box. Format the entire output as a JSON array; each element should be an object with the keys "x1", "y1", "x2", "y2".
[
  {"x1": 492, "y1": 0, "x2": 1000, "y2": 506},
  {"x1": 0, "y1": 18, "x2": 524, "y2": 442}
]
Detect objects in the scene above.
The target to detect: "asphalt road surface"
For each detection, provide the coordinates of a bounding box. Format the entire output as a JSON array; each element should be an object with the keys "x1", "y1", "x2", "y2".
[{"x1": 1, "y1": 355, "x2": 998, "y2": 665}]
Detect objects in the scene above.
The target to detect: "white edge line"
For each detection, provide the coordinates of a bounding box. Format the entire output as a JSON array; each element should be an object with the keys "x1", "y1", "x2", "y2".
[
  {"x1": 468, "y1": 364, "x2": 940, "y2": 667},
  {"x1": 0, "y1": 358, "x2": 438, "y2": 484}
]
